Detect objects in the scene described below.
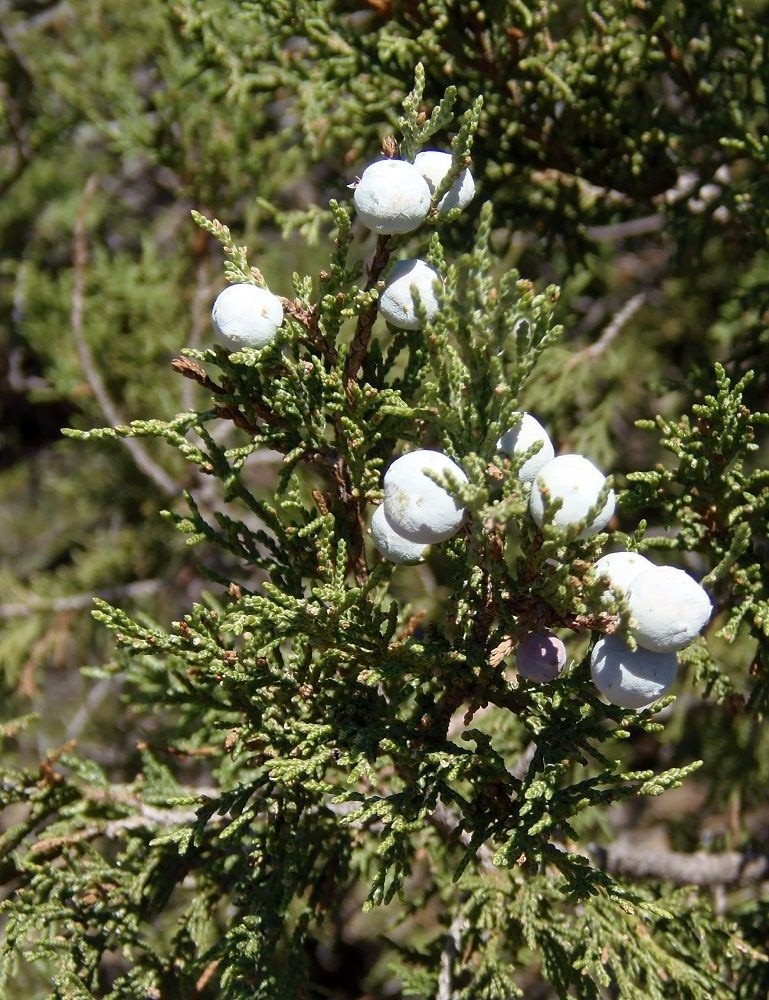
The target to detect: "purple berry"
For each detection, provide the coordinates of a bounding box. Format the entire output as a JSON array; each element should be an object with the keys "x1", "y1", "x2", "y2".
[{"x1": 516, "y1": 632, "x2": 567, "y2": 683}]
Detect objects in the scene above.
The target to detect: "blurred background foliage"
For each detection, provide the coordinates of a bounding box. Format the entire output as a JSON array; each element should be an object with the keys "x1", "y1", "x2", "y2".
[{"x1": 2, "y1": 0, "x2": 769, "y2": 994}]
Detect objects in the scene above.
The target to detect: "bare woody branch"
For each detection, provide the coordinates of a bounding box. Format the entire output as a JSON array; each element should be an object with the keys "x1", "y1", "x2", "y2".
[
  {"x1": 431, "y1": 796, "x2": 769, "y2": 888},
  {"x1": 72, "y1": 175, "x2": 178, "y2": 497},
  {"x1": 0, "y1": 578, "x2": 165, "y2": 620},
  {"x1": 566, "y1": 291, "x2": 647, "y2": 371},
  {"x1": 590, "y1": 840, "x2": 769, "y2": 887},
  {"x1": 437, "y1": 908, "x2": 469, "y2": 1000}
]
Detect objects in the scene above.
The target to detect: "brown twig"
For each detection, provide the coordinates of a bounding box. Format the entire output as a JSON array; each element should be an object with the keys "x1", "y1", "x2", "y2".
[
  {"x1": 502, "y1": 591, "x2": 619, "y2": 638},
  {"x1": 193, "y1": 961, "x2": 221, "y2": 997},
  {"x1": 213, "y1": 404, "x2": 260, "y2": 433},
  {"x1": 343, "y1": 233, "x2": 391, "y2": 398},
  {"x1": 657, "y1": 31, "x2": 700, "y2": 106},
  {"x1": 174, "y1": 356, "x2": 279, "y2": 429},
  {"x1": 170, "y1": 356, "x2": 225, "y2": 394},
  {"x1": 321, "y1": 452, "x2": 368, "y2": 586},
  {"x1": 283, "y1": 296, "x2": 338, "y2": 365}
]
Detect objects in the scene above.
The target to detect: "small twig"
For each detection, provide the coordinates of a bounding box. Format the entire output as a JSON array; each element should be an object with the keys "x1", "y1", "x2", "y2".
[
  {"x1": 511, "y1": 741, "x2": 536, "y2": 782},
  {"x1": 193, "y1": 960, "x2": 221, "y2": 997},
  {"x1": 30, "y1": 813, "x2": 182, "y2": 853},
  {"x1": 0, "y1": 84, "x2": 32, "y2": 197},
  {"x1": 429, "y1": 800, "x2": 496, "y2": 873},
  {"x1": 89, "y1": 781, "x2": 218, "y2": 816},
  {"x1": 170, "y1": 356, "x2": 225, "y2": 394},
  {"x1": 30, "y1": 807, "x2": 207, "y2": 855},
  {"x1": 182, "y1": 257, "x2": 218, "y2": 411},
  {"x1": 66, "y1": 677, "x2": 118, "y2": 742},
  {"x1": 566, "y1": 292, "x2": 647, "y2": 371},
  {"x1": 0, "y1": 1, "x2": 71, "y2": 36},
  {"x1": 503, "y1": 591, "x2": 619, "y2": 637},
  {"x1": 283, "y1": 296, "x2": 338, "y2": 364},
  {"x1": 657, "y1": 31, "x2": 700, "y2": 106},
  {"x1": 343, "y1": 233, "x2": 391, "y2": 397},
  {"x1": 71, "y1": 176, "x2": 178, "y2": 497},
  {"x1": 29, "y1": 779, "x2": 220, "y2": 855},
  {"x1": 585, "y1": 215, "x2": 665, "y2": 241},
  {"x1": 431, "y1": 795, "x2": 769, "y2": 889}
]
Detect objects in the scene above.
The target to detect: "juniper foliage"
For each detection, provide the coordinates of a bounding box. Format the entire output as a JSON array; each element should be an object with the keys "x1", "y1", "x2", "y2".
[
  {"x1": 0, "y1": 66, "x2": 763, "y2": 997},
  {"x1": 2, "y1": 2, "x2": 769, "y2": 998}
]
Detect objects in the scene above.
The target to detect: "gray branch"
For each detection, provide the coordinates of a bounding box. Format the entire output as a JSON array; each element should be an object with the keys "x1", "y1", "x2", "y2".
[
  {"x1": 71, "y1": 175, "x2": 178, "y2": 497},
  {"x1": 437, "y1": 909, "x2": 468, "y2": 1000},
  {"x1": 0, "y1": 578, "x2": 164, "y2": 620},
  {"x1": 590, "y1": 840, "x2": 769, "y2": 887},
  {"x1": 567, "y1": 291, "x2": 647, "y2": 370},
  {"x1": 430, "y1": 796, "x2": 769, "y2": 888}
]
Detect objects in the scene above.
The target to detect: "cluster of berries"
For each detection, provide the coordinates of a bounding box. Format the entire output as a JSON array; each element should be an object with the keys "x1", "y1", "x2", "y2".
[
  {"x1": 208, "y1": 150, "x2": 473, "y2": 349},
  {"x1": 373, "y1": 413, "x2": 711, "y2": 710},
  {"x1": 354, "y1": 151, "x2": 474, "y2": 331},
  {"x1": 589, "y1": 554, "x2": 711, "y2": 708},
  {"x1": 207, "y1": 147, "x2": 712, "y2": 713}
]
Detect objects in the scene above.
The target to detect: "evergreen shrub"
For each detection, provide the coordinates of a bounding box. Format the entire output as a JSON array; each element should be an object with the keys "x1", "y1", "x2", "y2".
[{"x1": 2, "y1": 3, "x2": 769, "y2": 998}]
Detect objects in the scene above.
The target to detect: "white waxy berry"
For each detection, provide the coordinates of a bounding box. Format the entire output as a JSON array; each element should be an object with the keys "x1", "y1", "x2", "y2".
[
  {"x1": 594, "y1": 551, "x2": 654, "y2": 605},
  {"x1": 379, "y1": 258, "x2": 442, "y2": 330},
  {"x1": 496, "y1": 413, "x2": 555, "y2": 483},
  {"x1": 516, "y1": 632, "x2": 567, "y2": 683},
  {"x1": 626, "y1": 565, "x2": 712, "y2": 653},
  {"x1": 383, "y1": 450, "x2": 468, "y2": 544},
  {"x1": 370, "y1": 504, "x2": 428, "y2": 564},
  {"x1": 211, "y1": 283, "x2": 283, "y2": 350},
  {"x1": 591, "y1": 634, "x2": 678, "y2": 709},
  {"x1": 529, "y1": 454, "x2": 615, "y2": 538},
  {"x1": 353, "y1": 159, "x2": 431, "y2": 235},
  {"x1": 413, "y1": 149, "x2": 475, "y2": 214}
]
